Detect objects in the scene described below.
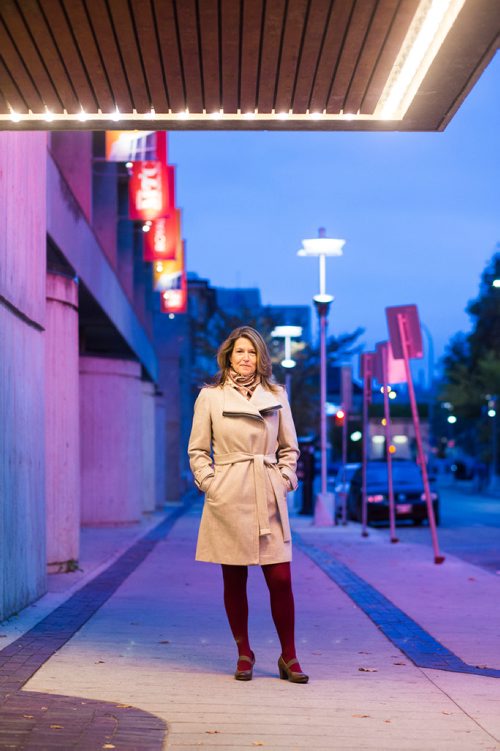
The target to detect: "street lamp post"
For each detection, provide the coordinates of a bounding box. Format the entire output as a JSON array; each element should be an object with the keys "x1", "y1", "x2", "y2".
[
  {"x1": 271, "y1": 325, "x2": 303, "y2": 400},
  {"x1": 297, "y1": 228, "x2": 345, "y2": 526}
]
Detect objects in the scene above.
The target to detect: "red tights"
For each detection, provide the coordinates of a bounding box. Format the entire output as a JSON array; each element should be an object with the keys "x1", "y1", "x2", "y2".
[{"x1": 221, "y1": 562, "x2": 302, "y2": 672}]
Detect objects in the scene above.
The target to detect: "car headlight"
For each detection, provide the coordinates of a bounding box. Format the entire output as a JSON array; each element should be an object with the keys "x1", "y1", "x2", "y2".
[
  {"x1": 420, "y1": 492, "x2": 438, "y2": 501},
  {"x1": 367, "y1": 494, "x2": 385, "y2": 503}
]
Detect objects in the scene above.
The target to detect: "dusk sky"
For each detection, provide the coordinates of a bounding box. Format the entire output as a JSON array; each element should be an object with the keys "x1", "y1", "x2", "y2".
[{"x1": 170, "y1": 52, "x2": 500, "y2": 375}]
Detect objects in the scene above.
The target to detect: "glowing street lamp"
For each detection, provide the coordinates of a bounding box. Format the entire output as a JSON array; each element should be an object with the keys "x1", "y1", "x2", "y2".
[
  {"x1": 297, "y1": 228, "x2": 346, "y2": 526},
  {"x1": 271, "y1": 325, "x2": 302, "y2": 399}
]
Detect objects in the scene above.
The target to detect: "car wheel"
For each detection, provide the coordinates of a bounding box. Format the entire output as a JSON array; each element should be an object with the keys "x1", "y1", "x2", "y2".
[
  {"x1": 413, "y1": 518, "x2": 423, "y2": 526},
  {"x1": 433, "y1": 504, "x2": 440, "y2": 526}
]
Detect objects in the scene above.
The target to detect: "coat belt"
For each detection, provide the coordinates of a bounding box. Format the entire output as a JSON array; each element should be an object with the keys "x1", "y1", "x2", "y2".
[{"x1": 213, "y1": 452, "x2": 289, "y2": 540}]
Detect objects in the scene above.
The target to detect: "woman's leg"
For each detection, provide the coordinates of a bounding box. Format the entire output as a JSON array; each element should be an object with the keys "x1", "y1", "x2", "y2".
[
  {"x1": 262, "y1": 562, "x2": 303, "y2": 672},
  {"x1": 221, "y1": 564, "x2": 253, "y2": 667}
]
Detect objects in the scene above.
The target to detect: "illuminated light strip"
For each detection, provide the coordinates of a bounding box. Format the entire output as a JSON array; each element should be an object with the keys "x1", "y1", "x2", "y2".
[
  {"x1": 375, "y1": 0, "x2": 466, "y2": 120},
  {"x1": 1, "y1": 109, "x2": 382, "y2": 123}
]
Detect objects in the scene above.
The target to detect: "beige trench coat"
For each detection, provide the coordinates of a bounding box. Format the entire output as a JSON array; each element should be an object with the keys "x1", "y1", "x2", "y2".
[{"x1": 188, "y1": 382, "x2": 300, "y2": 565}]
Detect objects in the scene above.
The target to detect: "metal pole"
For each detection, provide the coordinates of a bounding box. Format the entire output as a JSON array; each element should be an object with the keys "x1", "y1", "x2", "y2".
[
  {"x1": 491, "y1": 399, "x2": 498, "y2": 488},
  {"x1": 341, "y1": 410, "x2": 348, "y2": 525},
  {"x1": 314, "y1": 296, "x2": 335, "y2": 526},
  {"x1": 319, "y1": 308, "x2": 328, "y2": 497},
  {"x1": 319, "y1": 254, "x2": 326, "y2": 298},
  {"x1": 285, "y1": 371, "x2": 292, "y2": 401},
  {"x1": 421, "y1": 322, "x2": 435, "y2": 457},
  {"x1": 284, "y1": 336, "x2": 292, "y2": 361},
  {"x1": 397, "y1": 314, "x2": 444, "y2": 564},
  {"x1": 361, "y1": 375, "x2": 369, "y2": 537},
  {"x1": 381, "y1": 345, "x2": 398, "y2": 543}
]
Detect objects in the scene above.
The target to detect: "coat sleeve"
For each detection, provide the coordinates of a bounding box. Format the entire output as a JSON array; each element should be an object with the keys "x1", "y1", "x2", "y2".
[
  {"x1": 276, "y1": 387, "x2": 300, "y2": 491},
  {"x1": 188, "y1": 388, "x2": 215, "y2": 492}
]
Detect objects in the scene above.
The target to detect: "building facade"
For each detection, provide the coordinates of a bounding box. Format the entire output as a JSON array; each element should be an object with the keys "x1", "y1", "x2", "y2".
[{"x1": 0, "y1": 131, "x2": 184, "y2": 621}]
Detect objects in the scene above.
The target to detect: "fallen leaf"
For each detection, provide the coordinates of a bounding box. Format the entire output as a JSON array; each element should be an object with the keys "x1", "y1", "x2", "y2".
[
  {"x1": 393, "y1": 661, "x2": 406, "y2": 666},
  {"x1": 252, "y1": 743, "x2": 264, "y2": 747},
  {"x1": 475, "y1": 665, "x2": 490, "y2": 670},
  {"x1": 384, "y1": 720, "x2": 391, "y2": 724},
  {"x1": 352, "y1": 714, "x2": 370, "y2": 719},
  {"x1": 358, "y1": 667, "x2": 378, "y2": 672},
  {"x1": 115, "y1": 704, "x2": 132, "y2": 709},
  {"x1": 468, "y1": 577, "x2": 476, "y2": 581},
  {"x1": 358, "y1": 651, "x2": 371, "y2": 654},
  {"x1": 441, "y1": 711, "x2": 452, "y2": 715},
  {"x1": 23, "y1": 715, "x2": 34, "y2": 719},
  {"x1": 95, "y1": 660, "x2": 105, "y2": 664},
  {"x1": 206, "y1": 730, "x2": 220, "y2": 734},
  {"x1": 50, "y1": 724, "x2": 64, "y2": 729},
  {"x1": 159, "y1": 640, "x2": 170, "y2": 644}
]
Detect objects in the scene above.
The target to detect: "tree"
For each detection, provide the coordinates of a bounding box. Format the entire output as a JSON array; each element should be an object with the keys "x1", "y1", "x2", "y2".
[{"x1": 440, "y1": 248, "x2": 500, "y2": 463}]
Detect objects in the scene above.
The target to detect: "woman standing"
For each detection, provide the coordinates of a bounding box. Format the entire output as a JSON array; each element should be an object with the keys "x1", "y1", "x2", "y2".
[{"x1": 188, "y1": 326, "x2": 308, "y2": 683}]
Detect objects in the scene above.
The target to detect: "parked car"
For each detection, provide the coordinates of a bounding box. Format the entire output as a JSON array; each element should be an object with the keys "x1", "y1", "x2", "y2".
[
  {"x1": 347, "y1": 461, "x2": 440, "y2": 526},
  {"x1": 332, "y1": 462, "x2": 361, "y2": 520}
]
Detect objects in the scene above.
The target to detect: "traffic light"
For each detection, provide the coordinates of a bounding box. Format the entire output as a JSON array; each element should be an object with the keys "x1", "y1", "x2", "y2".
[{"x1": 335, "y1": 409, "x2": 345, "y2": 426}]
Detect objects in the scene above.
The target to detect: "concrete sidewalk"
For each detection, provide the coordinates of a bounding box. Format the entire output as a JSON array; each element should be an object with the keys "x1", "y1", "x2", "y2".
[{"x1": 1, "y1": 500, "x2": 499, "y2": 750}]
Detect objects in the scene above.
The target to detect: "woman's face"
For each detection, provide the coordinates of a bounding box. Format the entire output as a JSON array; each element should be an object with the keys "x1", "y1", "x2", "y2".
[{"x1": 230, "y1": 337, "x2": 257, "y2": 377}]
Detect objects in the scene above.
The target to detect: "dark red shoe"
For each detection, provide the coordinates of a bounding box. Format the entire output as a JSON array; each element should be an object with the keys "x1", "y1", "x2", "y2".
[{"x1": 234, "y1": 651, "x2": 255, "y2": 681}]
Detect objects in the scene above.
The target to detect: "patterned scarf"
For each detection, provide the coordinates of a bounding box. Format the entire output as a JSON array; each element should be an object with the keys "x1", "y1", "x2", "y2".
[{"x1": 227, "y1": 368, "x2": 261, "y2": 400}]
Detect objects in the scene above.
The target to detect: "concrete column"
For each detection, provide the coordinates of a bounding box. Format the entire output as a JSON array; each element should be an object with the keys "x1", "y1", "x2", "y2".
[
  {"x1": 45, "y1": 273, "x2": 80, "y2": 571},
  {"x1": 142, "y1": 381, "x2": 156, "y2": 513},
  {"x1": 80, "y1": 356, "x2": 142, "y2": 524},
  {"x1": 0, "y1": 132, "x2": 47, "y2": 621},
  {"x1": 155, "y1": 394, "x2": 166, "y2": 509}
]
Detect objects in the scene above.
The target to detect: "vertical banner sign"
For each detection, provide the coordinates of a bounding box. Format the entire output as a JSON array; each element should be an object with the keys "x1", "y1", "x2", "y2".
[
  {"x1": 129, "y1": 161, "x2": 172, "y2": 221},
  {"x1": 144, "y1": 210, "x2": 181, "y2": 262},
  {"x1": 385, "y1": 305, "x2": 444, "y2": 564},
  {"x1": 160, "y1": 271, "x2": 187, "y2": 314},
  {"x1": 152, "y1": 240, "x2": 184, "y2": 290},
  {"x1": 106, "y1": 131, "x2": 167, "y2": 162}
]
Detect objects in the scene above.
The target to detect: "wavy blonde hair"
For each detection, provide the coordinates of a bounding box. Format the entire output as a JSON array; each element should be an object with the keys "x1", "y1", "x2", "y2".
[{"x1": 212, "y1": 326, "x2": 280, "y2": 394}]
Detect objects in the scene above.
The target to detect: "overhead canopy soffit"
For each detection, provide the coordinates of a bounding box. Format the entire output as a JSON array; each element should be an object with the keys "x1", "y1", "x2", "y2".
[{"x1": 0, "y1": 0, "x2": 499, "y2": 132}]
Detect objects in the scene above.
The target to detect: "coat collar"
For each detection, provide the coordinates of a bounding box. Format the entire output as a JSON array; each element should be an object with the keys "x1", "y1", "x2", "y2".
[{"x1": 222, "y1": 383, "x2": 283, "y2": 420}]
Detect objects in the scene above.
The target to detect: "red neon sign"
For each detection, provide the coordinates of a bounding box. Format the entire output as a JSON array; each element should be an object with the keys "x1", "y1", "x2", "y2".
[
  {"x1": 129, "y1": 161, "x2": 173, "y2": 221},
  {"x1": 144, "y1": 210, "x2": 180, "y2": 262},
  {"x1": 160, "y1": 272, "x2": 187, "y2": 314}
]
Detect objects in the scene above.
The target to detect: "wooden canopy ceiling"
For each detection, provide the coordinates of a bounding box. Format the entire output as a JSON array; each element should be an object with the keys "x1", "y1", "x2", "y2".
[{"x1": 0, "y1": 0, "x2": 499, "y2": 131}]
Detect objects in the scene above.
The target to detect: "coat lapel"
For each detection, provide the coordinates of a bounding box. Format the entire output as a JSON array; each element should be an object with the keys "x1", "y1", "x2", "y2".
[
  {"x1": 250, "y1": 383, "x2": 283, "y2": 415},
  {"x1": 222, "y1": 383, "x2": 283, "y2": 420}
]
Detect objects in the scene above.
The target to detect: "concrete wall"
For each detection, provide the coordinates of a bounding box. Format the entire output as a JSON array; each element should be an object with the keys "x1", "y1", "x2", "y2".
[
  {"x1": 0, "y1": 132, "x2": 47, "y2": 620},
  {"x1": 80, "y1": 356, "x2": 143, "y2": 525},
  {"x1": 47, "y1": 154, "x2": 158, "y2": 382},
  {"x1": 49, "y1": 132, "x2": 93, "y2": 222},
  {"x1": 93, "y1": 161, "x2": 118, "y2": 269},
  {"x1": 142, "y1": 381, "x2": 156, "y2": 513},
  {"x1": 45, "y1": 273, "x2": 80, "y2": 571},
  {"x1": 155, "y1": 394, "x2": 166, "y2": 509}
]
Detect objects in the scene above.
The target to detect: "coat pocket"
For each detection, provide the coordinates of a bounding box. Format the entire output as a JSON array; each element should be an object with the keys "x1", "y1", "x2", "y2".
[{"x1": 205, "y1": 465, "x2": 228, "y2": 503}]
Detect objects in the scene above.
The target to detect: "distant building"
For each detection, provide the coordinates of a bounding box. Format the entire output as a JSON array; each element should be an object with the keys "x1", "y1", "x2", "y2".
[{"x1": 216, "y1": 287, "x2": 262, "y2": 315}]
